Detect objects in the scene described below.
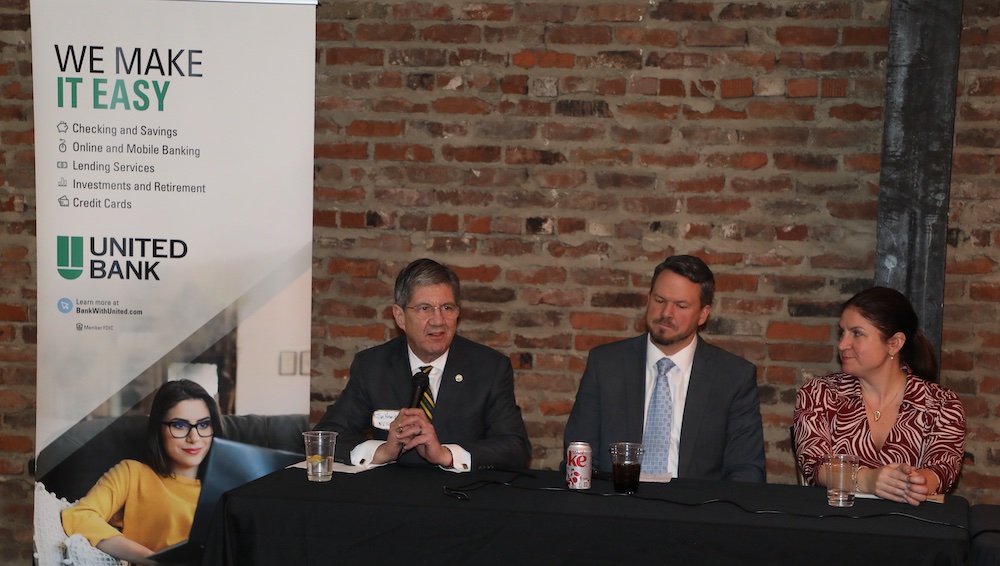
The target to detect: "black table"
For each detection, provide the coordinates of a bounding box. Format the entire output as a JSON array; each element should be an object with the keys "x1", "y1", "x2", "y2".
[
  {"x1": 202, "y1": 466, "x2": 969, "y2": 566},
  {"x1": 970, "y1": 504, "x2": 1000, "y2": 566}
]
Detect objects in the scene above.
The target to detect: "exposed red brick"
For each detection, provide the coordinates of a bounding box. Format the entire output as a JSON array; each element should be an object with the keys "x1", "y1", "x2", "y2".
[
  {"x1": 316, "y1": 22, "x2": 351, "y2": 41},
  {"x1": 687, "y1": 197, "x2": 752, "y2": 215},
  {"x1": 462, "y1": 3, "x2": 514, "y2": 21},
  {"x1": 432, "y1": 97, "x2": 493, "y2": 114},
  {"x1": 442, "y1": 145, "x2": 502, "y2": 163},
  {"x1": 948, "y1": 257, "x2": 997, "y2": 275},
  {"x1": 374, "y1": 143, "x2": 435, "y2": 162},
  {"x1": 0, "y1": 303, "x2": 28, "y2": 322},
  {"x1": 315, "y1": 143, "x2": 367, "y2": 160},
  {"x1": 720, "y1": 77, "x2": 754, "y2": 98},
  {"x1": 392, "y1": 2, "x2": 453, "y2": 20},
  {"x1": 841, "y1": 26, "x2": 889, "y2": 47},
  {"x1": 748, "y1": 100, "x2": 815, "y2": 120},
  {"x1": 616, "y1": 28, "x2": 678, "y2": 47},
  {"x1": 776, "y1": 26, "x2": 839, "y2": 47},
  {"x1": 666, "y1": 175, "x2": 726, "y2": 193},
  {"x1": 768, "y1": 343, "x2": 835, "y2": 362},
  {"x1": 345, "y1": 120, "x2": 404, "y2": 137},
  {"x1": 715, "y1": 273, "x2": 759, "y2": 293},
  {"x1": 547, "y1": 25, "x2": 613, "y2": 44},
  {"x1": 582, "y1": 4, "x2": 646, "y2": 22},
  {"x1": 970, "y1": 283, "x2": 1000, "y2": 302},
  {"x1": 650, "y1": 2, "x2": 713, "y2": 21},
  {"x1": 512, "y1": 49, "x2": 575, "y2": 69},
  {"x1": 829, "y1": 103, "x2": 883, "y2": 121},
  {"x1": 766, "y1": 322, "x2": 831, "y2": 342},
  {"x1": 326, "y1": 48, "x2": 384, "y2": 66},
  {"x1": 787, "y1": 78, "x2": 818, "y2": 98},
  {"x1": 518, "y1": 4, "x2": 579, "y2": 22},
  {"x1": 684, "y1": 27, "x2": 747, "y2": 47},
  {"x1": 421, "y1": 24, "x2": 482, "y2": 43},
  {"x1": 570, "y1": 312, "x2": 629, "y2": 331}
]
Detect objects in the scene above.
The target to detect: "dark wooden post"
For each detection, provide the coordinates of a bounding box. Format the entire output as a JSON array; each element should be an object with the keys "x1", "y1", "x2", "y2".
[{"x1": 875, "y1": 0, "x2": 964, "y2": 381}]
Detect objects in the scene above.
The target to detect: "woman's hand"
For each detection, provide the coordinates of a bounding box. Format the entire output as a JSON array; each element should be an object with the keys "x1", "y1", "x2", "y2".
[{"x1": 858, "y1": 463, "x2": 932, "y2": 506}]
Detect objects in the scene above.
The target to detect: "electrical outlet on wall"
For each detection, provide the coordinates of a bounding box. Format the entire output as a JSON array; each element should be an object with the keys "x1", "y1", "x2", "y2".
[{"x1": 279, "y1": 351, "x2": 297, "y2": 375}]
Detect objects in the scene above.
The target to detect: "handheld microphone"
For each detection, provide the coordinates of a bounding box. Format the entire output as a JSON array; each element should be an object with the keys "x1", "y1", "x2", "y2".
[
  {"x1": 409, "y1": 371, "x2": 430, "y2": 409},
  {"x1": 398, "y1": 371, "x2": 431, "y2": 460}
]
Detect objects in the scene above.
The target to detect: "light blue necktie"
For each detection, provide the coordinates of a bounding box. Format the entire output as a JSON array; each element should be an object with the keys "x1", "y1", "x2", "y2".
[{"x1": 642, "y1": 357, "x2": 675, "y2": 474}]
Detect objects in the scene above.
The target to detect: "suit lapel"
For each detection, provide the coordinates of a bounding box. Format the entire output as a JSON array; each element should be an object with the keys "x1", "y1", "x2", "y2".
[
  {"x1": 389, "y1": 338, "x2": 414, "y2": 408},
  {"x1": 678, "y1": 335, "x2": 710, "y2": 477},
  {"x1": 433, "y1": 335, "x2": 467, "y2": 417},
  {"x1": 624, "y1": 335, "x2": 647, "y2": 440},
  {"x1": 438, "y1": 352, "x2": 456, "y2": 407}
]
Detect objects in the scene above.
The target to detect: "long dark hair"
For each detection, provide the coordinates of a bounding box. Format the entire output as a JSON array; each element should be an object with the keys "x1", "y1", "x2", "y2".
[
  {"x1": 145, "y1": 379, "x2": 225, "y2": 478},
  {"x1": 841, "y1": 286, "x2": 938, "y2": 382}
]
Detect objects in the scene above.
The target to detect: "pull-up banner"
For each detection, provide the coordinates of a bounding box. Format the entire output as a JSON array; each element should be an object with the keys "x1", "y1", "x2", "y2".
[{"x1": 31, "y1": 0, "x2": 316, "y2": 477}]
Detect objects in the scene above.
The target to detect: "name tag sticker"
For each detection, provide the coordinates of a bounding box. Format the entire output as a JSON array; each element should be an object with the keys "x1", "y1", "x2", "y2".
[{"x1": 372, "y1": 410, "x2": 398, "y2": 430}]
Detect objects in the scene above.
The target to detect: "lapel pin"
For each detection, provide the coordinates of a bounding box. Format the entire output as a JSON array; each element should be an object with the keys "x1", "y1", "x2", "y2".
[{"x1": 455, "y1": 374, "x2": 464, "y2": 383}]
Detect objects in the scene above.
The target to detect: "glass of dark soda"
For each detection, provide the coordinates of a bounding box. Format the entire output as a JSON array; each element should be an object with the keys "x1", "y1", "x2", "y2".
[{"x1": 610, "y1": 442, "x2": 643, "y2": 494}]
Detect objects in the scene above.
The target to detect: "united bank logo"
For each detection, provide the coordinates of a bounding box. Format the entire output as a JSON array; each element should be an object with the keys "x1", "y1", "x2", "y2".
[
  {"x1": 57, "y1": 235, "x2": 84, "y2": 280},
  {"x1": 55, "y1": 234, "x2": 188, "y2": 281}
]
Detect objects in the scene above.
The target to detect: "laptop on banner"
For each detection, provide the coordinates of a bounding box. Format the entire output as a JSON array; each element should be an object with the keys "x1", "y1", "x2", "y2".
[{"x1": 148, "y1": 438, "x2": 302, "y2": 565}]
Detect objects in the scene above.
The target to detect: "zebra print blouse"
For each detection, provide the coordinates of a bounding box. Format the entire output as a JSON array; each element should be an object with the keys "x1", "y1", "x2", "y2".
[{"x1": 793, "y1": 370, "x2": 965, "y2": 492}]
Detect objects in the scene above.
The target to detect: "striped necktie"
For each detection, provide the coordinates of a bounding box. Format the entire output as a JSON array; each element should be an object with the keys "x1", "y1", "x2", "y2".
[
  {"x1": 416, "y1": 365, "x2": 434, "y2": 420},
  {"x1": 641, "y1": 357, "x2": 675, "y2": 474}
]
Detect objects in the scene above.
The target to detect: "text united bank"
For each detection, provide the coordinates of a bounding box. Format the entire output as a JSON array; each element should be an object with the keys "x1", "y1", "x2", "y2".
[{"x1": 57, "y1": 235, "x2": 188, "y2": 281}]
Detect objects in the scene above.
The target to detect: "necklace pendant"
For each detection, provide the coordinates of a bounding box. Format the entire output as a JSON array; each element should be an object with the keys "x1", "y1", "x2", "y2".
[{"x1": 873, "y1": 410, "x2": 882, "y2": 422}]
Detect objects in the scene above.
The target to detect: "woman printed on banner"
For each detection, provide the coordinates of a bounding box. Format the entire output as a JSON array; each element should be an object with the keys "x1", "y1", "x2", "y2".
[{"x1": 62, "y1": 379, "x2": 224, "y2": 564}]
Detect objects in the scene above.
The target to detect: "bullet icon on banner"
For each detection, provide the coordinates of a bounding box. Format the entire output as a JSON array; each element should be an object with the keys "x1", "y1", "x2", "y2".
[
  {"x1": 57, "y1": 121, "x2": 68, "y2": 133},
  {"x1": 58, "y1": 178, "x2": 67, "y2": 187},
  {"x1": 58, "y1": 196, "x2": 69, "y2": 207},
  {"x1": 59, "y1": 139, "x2": 67, "y2": 152},
  {"x1": 57, "y1": 161, "x2": 67, "y2": 169}
]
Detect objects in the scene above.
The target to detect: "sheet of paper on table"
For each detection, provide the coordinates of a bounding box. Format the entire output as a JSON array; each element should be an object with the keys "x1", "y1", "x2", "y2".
[
  {"x1": 854, "y1": 492, "x2": 944, "y2": 503},
  {"x1": 639, "y1": 472, "x2": 672, "y2": 483}
]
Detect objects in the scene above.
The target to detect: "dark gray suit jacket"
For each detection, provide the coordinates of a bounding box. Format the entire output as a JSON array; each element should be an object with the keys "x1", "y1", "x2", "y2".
[
  {"x1": 563, "y1": 334, "x2": 765, "y2": 482},
  {"x1": 316, "y1": 334, "x2": 530, "y2": 470}
]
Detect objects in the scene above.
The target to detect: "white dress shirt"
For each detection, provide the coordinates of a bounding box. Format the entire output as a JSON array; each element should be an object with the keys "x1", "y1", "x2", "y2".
[{"x1": 642, "y1": 335, "x2": 699, "y2": 478}]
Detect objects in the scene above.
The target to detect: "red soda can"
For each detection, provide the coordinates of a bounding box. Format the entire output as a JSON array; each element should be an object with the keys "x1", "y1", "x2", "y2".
[{"x1": 566, "y1": 441, "x2": 592, "y2": 489}]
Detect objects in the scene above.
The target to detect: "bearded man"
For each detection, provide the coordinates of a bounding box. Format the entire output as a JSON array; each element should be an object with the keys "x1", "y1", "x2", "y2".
[{"x1": 562, "y1": 255, "x2": 765, "y2": 482}]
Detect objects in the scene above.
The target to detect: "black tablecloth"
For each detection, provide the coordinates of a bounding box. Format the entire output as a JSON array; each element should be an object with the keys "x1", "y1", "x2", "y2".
[
  {"x1": 970, "y1": 504, "x2": 1000, "y2": 566},
  {"x1": 202, "y1": 466, "x2": 969, "y2": 566}
]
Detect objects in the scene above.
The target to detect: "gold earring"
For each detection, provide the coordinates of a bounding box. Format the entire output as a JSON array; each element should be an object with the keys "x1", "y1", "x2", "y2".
[{"x1": 889, "y1": 352, "x2": 895, "y2": 360}]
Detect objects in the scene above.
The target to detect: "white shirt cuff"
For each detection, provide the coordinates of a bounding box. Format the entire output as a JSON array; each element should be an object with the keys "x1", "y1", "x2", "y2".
[
  {"x1": 351, "y1": 440, "x2": 388, "y2": 468},
  {"x1": 440, "y1": 444, "x2": 471, "y2": 473}
]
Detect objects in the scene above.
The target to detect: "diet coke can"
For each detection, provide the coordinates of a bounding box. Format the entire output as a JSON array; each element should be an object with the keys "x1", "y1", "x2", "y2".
[{"x1": 566, "y1": 441, "x2": 592, "y2": 490}]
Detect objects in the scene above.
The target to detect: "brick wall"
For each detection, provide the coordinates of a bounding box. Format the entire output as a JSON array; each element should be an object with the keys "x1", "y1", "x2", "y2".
[
  {"x1": 1, "y1": 0, "x2": 999, "y2": 562},
  {"x1": 0, "y1": 0, "x2": 36, "y2": 560},
  {"x1": 945, "y1": 0, "x2": 1000, "y2": 505}
]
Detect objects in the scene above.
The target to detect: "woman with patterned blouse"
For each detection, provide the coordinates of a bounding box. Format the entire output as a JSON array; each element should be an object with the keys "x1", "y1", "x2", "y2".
[{"x1": 794, "y1": 287, "x2": 965, "y2": 505}]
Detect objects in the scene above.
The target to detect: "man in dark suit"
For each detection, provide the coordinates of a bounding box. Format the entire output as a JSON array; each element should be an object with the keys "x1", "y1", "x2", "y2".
[
  {"x1": 563, "y1": 255, "x2": 765, "y2": 482},
  {"x1": 315, "y1": 258, "x2": 530, "y2": 471}
]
